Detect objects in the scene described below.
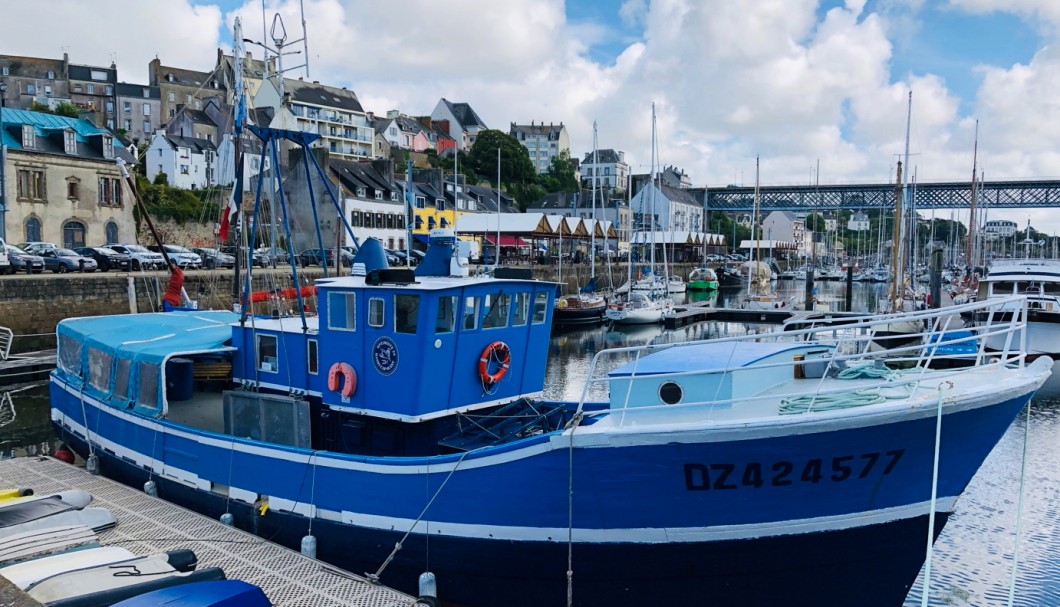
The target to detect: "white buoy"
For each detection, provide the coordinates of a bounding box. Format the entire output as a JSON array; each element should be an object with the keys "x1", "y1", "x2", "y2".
[
  {"x1": 144, "y1": 480, "x2": 157, "y2": 497},
  {"x1": 300, "y1": 534, "x2": 317, "y2": 559},
  {"x1": 220, "y1": 512, "x2": 234, "y2": 526},
  {"x1": 86, "y1": 453, "x2": 99, "y2": 475}
]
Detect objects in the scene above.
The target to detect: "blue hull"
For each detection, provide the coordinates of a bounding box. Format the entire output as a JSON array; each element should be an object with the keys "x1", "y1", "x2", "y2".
[
  {"x1": 52, "y1": 428, "x2": 948, "y2": 607},
  {"x1": 51, "y1": 375, "x2": 1032, "y2": 607}
]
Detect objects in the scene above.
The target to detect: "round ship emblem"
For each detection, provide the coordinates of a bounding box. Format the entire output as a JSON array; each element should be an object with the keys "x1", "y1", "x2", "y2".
[{"x1": 372, "y1": 336, "x2": 398, "y2": 376}]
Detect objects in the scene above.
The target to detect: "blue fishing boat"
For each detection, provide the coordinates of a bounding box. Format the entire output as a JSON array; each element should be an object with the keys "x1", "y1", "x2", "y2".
[
  {"x1": 110, "y1": 580, "x2": 270, "y2": 607},
  {"x1": 46, "y1": 86, "x2": 1053, "y2": 605}
]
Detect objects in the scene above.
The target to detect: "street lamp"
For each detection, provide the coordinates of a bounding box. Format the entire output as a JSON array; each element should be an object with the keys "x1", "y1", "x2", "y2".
[{"x1": 0, "y1": 78, "x2": 7, "y2": 240}]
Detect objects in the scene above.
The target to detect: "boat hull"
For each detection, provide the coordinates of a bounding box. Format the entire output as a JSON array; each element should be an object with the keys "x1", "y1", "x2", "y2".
[
  {"x1": 686, "y1": 280, "x2": 718, "y2": 291},
  {"x1": 50, "y1": 370, "x2": 1038, "y2": 607}
]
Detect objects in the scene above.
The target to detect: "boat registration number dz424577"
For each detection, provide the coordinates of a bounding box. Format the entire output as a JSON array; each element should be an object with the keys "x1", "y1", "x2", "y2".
[{"x1": 683, "y1": 450, "x2": 905, "y2": 491}]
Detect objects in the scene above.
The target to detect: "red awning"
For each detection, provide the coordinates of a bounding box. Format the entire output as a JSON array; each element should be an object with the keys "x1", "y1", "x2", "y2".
[{"x1": 484, "y1": 235, "x2": 530, "y2": 247}]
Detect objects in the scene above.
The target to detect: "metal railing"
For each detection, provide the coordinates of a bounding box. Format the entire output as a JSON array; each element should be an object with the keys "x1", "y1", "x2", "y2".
[{"x1": 572, "y1": 295, "x2": 1032, "y2": 424}]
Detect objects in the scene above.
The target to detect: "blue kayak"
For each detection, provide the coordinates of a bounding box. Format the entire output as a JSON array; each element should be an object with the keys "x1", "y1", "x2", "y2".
[{"x1": 110, "y1": 580, "x2": 270, "y2": 607}]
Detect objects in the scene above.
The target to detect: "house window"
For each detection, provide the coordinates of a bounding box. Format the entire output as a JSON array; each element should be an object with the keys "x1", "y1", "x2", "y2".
[
  {"x1": 123, "y1": 101, "x2": 131, "y2": 113},
  {"x1": 16, "y1": 169, "x2": 46, "y2": 201},
  {"x1": 143, "y1": 103, "x2": 151, "y2": 116},
  {"x1": 91, "y1": 70, "x2": 107, "y2": 81},
  {"x1": 25, "y1": 83, "x2": 34, "y2": 95},
  {"x1": 1, "y1": 66, "x2": 7, "y2": 76},
  {"x1": 415, "y1": 196, "x2": 425, "y2": 209},
  {"x1": 169, "y1": 108, "x2": 175, "y2": 118},
  {"x1": 47, "y1": 70, "x2": 55, "y2": 79},
  {"x1": 180, "y1": 165, "x2": 189, "y2": 175},
  {"x1": 87, "y1": 83, "x2": 95, "y2": 94},
  {"x1": 102, "y1": 135, "x2": 114, "y2": 159},
  {"x1": 350, "y1": 211, "x2": 361, "y2": 227},
  {"x1": 374, "y1": 191, "x2": 383, "y2": 200},
  {"x1": 124, "y1": 119, "x2": 132, "y2": 131},
  {"x1": 106, "y1": 101, "x2": 114, "y2": 113},
  {"x1": 63, "y1": 130, "x2": 77, "y2": 154},
  {"x1": 73, "y1": 83, "x2": 82, "y2": 92},
  {"x1": 105, "y1": 220, "x2": 118, "y2": 244},
  {"x1": 24, "y1": 217, "x2": 42, "y2": 241},
  {"x1": 194, "y1": 100, "x2": 201, "y2": 110},
  {"x1": 414, "y1": 216, "x2": 423, "y2": 230},
  {"x1": 106, "y1": 119, "x2": 114, "y2": 129},
  {"x1": 142, "y1": 89, "x2": 149, "y2": 98},
  {"x1": 105, "y1": 85, "x2": 113, "y2": 95},
  {"x1": 168, "y1": 92, "x2": 175, "y2": 102},
  {"x1": 356, "y1": 187, "x2": 366, "y2": 197},
  {"x1": 98, "y1": 177, "x2": 110, "y2": 205},
  {"x1": 143, "y1": 121, "x2": 151, "y2": 134},
  {"x1": 44, "y1": 85, "x2": 52, "y2": 97},
  {"x1": 21, "y1": 125, "x2": 34, "y2": 148},
  {"x1": 186, "y1": 94, "x2": 192, "y2": 104},
  {"x1": 67, "y1": 177, "x2": 79, "y2": 200},
  {"x1": 62, "y1": 220, "x2": 86, "y2": 249}
]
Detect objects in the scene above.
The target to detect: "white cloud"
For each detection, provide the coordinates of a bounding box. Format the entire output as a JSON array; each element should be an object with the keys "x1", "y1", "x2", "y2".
[{"x1": 0, "y1": 0, "x2": 222, "y2": 83}]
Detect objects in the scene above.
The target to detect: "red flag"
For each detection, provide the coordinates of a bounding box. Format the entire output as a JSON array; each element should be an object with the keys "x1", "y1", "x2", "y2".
[{"x1": 219, "y1": 189, "x2": 238, "y2": 241}]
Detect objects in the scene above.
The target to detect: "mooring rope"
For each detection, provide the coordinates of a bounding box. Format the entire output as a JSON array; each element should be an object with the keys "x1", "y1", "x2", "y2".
[
  {"x1": 920, "y1": 381, "x2": 952, "y2": 607},
  {"x1": 1006, "y1": 401, "x2": 1032, "y2": 607},
  {"x1": 369, "y1": 448, "x2": 472, "y2": 583},
  {"x1": 566, "y1": 411, "x2": 583, "y2": 607}
]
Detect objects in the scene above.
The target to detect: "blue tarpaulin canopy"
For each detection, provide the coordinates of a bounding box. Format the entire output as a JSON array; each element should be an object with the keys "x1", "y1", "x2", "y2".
[{"x1": 58, "y1": 310, "x2": 238, "y2": 366}]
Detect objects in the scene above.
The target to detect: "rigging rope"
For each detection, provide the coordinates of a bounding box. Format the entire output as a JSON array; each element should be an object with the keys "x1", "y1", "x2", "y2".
[
  {"x1": 919, "y1": 381, "x2": 951, "y2": 607},
  {"x1": 1006, "y1": 401, "x2": 1032, "y2": 607}
]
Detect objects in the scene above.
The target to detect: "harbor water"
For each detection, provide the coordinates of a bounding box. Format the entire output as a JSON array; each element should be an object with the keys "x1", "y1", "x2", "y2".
[{"x1": 3, "y1": 280, "x2": 1059, "y2": 606}]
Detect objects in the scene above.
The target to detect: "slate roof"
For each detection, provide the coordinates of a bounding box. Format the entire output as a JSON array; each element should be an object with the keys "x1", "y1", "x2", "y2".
[
  {"x1": 466, "y1": 184, "x2": 517, "y2": 213},
  {"x1": 581, "y1": 149, "x2": 623, "y2": 164},
  {"x1": 115, "y1": 83, "x2": 159, "y2": 99},
  {"x1": 510, "y1": 122, "x2": 564, "y2": 136},
  {"x1": 158, "y1": 65, "x2": 222, "y2": 90},
  {"x1": 165, "y1": 135, "x2": 218, "y2": 154},
  {"x1": 659, "y1": 183, "x2": 700, "y2": 206},
  {"x1": 527, "y1": 191, "x2": 579, "y2": 212},
  {"x1": 441, "y1": 98, "x2": 486, "y2": 129},
  {"x1": 287, "y1": 80, "x2": 362, "y2": 113},
  {"x1": 180, "y1": 108, "x2": 217, "y2": 126},
  {"x1": 327, "y1": 158, "x2": 400, "y2": 202},
  {"x1": 0, "y1": 109, "x2": 132, "y2": 162},
  {"x1": 0, "y1": 55, "x2": 63, "y2": 79},
  {"x1": 68, "y1": 65, "x2": 116, "y2": 83}
]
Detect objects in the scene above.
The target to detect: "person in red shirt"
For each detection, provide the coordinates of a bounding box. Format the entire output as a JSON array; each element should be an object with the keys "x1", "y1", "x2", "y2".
[{"x1": 162, "y1": 260, "x2": 186, "y2": 311}]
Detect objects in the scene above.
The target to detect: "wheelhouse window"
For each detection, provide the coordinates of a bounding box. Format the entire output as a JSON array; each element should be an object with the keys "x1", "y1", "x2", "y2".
[
  {"x1": 88, "y1": 348, "x2": 112, "y2": 393},
  {"x1": 482, "y1": 293, "x2": 510, "y2": 329},
  {"x1": 395, "y1": 295, "x2": 419, "y2": 334},
  {"x1": 307, "y1": 339, "x2": 318, "y2": 375},
  {"x1": 436, "y1": 296, "x2": 457, "y2": 333},
  {"x1": 368, "y1": 298, "x2": 385, "y2": 327},
  {"x1": 113, "y1": 358, "x2": 131, "y2": 401},
  {"x1": 532, "y1": 292, "x2": 549, "y2": 324},
  {"x1": 513, "y1": 292, "x2": 530, "y2": 326},
  {"x1": 138, "y1": 363, "x2": 159, "y2": 410},
  {"x1": 58, "y1": 334, "x2": 83, "y2": 377},
  {"x1": 328, "y1": 292, "x2": 356, "y2": 331},
  {"x1": 256, "y1": 334, "x2": 278, "y2": 373},
  {"x1": 462, "y1": 296, "x2": 479, "y2": 330}
]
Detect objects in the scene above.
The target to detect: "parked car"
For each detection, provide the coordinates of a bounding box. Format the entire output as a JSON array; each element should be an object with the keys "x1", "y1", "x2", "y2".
[
  {"x1": 253, "y1": 246, "x2": 292, "y2": 266},
  {"x1": 106, "y1": 244, "x2": 166, "y2": 270},
  {"x1": 147, "y1": 244, "x2": 202, "y2": 269},
  {"x1": 5, "y1": 244, "x2": 44, "y2": 274},
  {"x1": 0, "y1": 237, "x2": 9, "y2": 274},
  {"x1": 298, "y1": 248, "x2": 353, "y2": 268},
  {"x1": 191, "y1": 247, "x2": 236, "y2": 269},
  {"x1": 40, "y1": 248, "x2": 98, "y2": 273},
  {"x1": 219, "y1": 246, "x2": 275, "y2": 268},
  {"x1": 386, "y1": 249, "x2": 411, "y2": 266},
  {"x1": 17, "y1": 241, "x2": 59, "y2": 256},
  {"x1": 74, "y1": 247, "x2": 131, "y2": 272}
]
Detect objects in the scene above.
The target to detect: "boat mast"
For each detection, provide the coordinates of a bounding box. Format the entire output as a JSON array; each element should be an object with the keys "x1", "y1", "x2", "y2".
[
  {"x1": 891, "y1": 161, "x2": 903, "y2": 310},
  {"x1": 750, "y1": 155, "x2": 760, "y2": 292},
  {"x1": 900, "y1": 89, "x2": 912, "y2": 290},
  {"x1": 590, "y1": 120, "x2": 598, "y2": 281},
  {"x1": 230, "y1": 17, "x2": 247, "y2": 305},
  {"x1": 649, "y1": 103, "x2": 657, "y2": 281},
  {"x1": 966, "y1": 120, "x2": 979, "y2": 268}
]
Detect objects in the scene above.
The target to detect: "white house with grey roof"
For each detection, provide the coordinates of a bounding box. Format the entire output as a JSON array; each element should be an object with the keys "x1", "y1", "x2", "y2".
[
  {"x1": 145, "y1": 130, "x2": 222, "y2": 190},
  {"x1": 761, "y1": 210, "x2": 805, "y2": 254},
  {"x1": 431, "y1": 98, "x2": 487, "y2": 150},
  {"x1": 848, "y1": 211, "x2": 870, "y2": 232},
  {"x1": 510, "y1": 121, "x2": 570, "y2": 174},
  {"x1": 580, "y1": 148, "x2": 629, "y2": 193},
  {"x1": 630, "y1": 180, "x2": 703, "y2": 235},
  {"x1": 254, "y1": 78, "x2": 373, "y2": 161}
]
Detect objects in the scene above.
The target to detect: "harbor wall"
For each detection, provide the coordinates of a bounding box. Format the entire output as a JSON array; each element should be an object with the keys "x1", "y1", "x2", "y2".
[{"x1": 0, "y1": 262, "x2": 699, "y2": 353}]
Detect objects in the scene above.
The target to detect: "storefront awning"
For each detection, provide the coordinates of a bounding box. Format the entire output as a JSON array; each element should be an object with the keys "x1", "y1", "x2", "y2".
[{"x1": 484, "y1": 235, "x2": 530, "y2": 247}]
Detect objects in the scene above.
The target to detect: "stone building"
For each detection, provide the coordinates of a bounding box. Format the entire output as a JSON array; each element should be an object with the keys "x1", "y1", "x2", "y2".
[{"x1": 1, "y1": 109, "x2": 136, "y2": 247}]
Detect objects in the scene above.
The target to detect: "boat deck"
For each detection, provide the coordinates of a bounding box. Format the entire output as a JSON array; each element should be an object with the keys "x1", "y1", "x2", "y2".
[{"x1": 0, "y1": 457, "x2": 414, "y2": 607}]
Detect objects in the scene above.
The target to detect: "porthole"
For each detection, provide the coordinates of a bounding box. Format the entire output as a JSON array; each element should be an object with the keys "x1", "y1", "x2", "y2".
[{"x1": 659, "y1": 381, "x2": 683, "y2": 405}]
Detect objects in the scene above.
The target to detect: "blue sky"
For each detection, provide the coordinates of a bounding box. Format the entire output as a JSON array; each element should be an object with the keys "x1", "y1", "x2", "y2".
[{"x1": 5, "y1": 0, "x2": 1060, "y2": 229}]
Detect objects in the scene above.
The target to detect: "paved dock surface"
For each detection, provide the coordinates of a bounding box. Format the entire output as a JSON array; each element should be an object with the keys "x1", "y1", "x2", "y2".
[{"x1": 0, "y1": 457, "x2": 415, "y2": 607}]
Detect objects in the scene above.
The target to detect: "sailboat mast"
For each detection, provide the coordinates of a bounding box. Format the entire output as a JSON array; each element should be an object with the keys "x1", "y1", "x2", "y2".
[
  {"x1": 230, "y1": 17, "x2": 247, "y2": 305},
  {"x1": 750, "y1": 155, "x2": 760, "y2": 291},
  {"x1": 649, "y1": 104, "x2": 657, "y2": 274},
  {"x1": 966, "y1": 120, "x2": 979, "y2": 267},
  {"x1": 901, "y1": 90, "x2": 912, "y2": 286},
  {"x1": 590, "y1": 121, "x2": 598, "y2": 280},
  {"x1": 891, "y1": 161, "x2": 904, "y2": 309}
]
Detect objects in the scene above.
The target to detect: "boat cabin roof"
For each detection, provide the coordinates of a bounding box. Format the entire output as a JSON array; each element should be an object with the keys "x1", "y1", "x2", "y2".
[
  {"x1": 57, "y1": 310, "x2": 238, "y2": 365},
  {"x1": 609, "y1": 341, "x2": 818, "y2": 377}
]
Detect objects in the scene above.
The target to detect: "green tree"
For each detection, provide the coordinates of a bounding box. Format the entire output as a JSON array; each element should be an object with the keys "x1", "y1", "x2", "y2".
[
  {"x1": 53, "y1": 102, "x2": 81, "y2": 118},
  {"x1": 803, "y1": 213, "x2": 826, "y2": 233},
  {"x1": 538, "y1": 150, "x2": 578, "y2": 193},
  {"x1": 29, "y1": 101, "x2": 51, "y2": 113},
  {"x1": 467, "y1": 129, "x2": 535, "y2": 185}
]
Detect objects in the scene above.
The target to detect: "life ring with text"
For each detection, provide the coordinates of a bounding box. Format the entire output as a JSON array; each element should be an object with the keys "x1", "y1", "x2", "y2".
[
  {"x1": 478, "y1": 341, "x2": 512, "y2": 386},
  {"x1": 328, "y1": 362, "x2": 357, "y2": 398}
]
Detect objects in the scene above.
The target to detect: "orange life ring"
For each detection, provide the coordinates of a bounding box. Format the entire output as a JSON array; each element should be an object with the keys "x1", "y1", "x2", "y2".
[
  {"x1": 328, "y1": 362, "x2": 357, "y2": 398},
  {"x1": 478, "y1": 341, "x2": 512, "y2": 386}
]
